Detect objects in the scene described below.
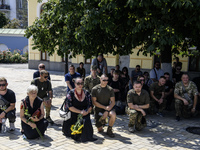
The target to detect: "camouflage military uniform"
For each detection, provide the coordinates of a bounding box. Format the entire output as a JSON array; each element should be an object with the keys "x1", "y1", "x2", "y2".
[
  {"x1": 149, "y1": 82, "x2": 166, "y2": 114},
  {"x1": 127, "y1": 89, "x2": 149, "y2": 131},
  {"x1": 174, "y1": 81, "x2": 198, "y2": 118},
  {"x1": 84, "y1": 75, "x2": 100, "y2": 93}
]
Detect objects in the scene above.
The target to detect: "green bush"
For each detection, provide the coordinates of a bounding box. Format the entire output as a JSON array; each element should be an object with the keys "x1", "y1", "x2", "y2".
[{"x1": 0, "y1": 49, "x2": 28, "y2": 63}]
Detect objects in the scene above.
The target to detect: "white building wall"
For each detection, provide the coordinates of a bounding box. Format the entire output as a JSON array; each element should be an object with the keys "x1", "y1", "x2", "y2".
[{"x1": 9, "y1": 0, "x2": 17, "y2": 20}]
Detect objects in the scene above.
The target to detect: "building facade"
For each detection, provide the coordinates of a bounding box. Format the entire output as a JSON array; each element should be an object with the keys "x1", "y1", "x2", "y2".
[
  {"x1": 0, "y1": 0, "x2": 28, "y2": 28},
  {"x1": 0, "y1": 29, "x2": 28, "y2": 54}
]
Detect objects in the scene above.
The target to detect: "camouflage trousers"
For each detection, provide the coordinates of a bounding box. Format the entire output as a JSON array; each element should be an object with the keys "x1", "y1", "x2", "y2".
[
  {"x1": 128, "y1": 108, "x2": 147, "y2": 131},
  {"x1": 175, "y1": 99, "x2": 192, "y2": 118},
  {"x1": 149, "y1": 98, "x2": 166, "y2": 114}
]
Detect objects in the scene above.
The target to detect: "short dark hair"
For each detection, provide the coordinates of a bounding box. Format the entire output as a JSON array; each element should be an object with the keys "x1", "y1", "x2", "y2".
[
  {"x1": 159, "y1": 76, "x2": 166, "y2": 80},
  {"x1": 175, "y1": 57, "x2": 179, "y2": 61},
  {"x1": 116, "y1": 65, "x2": 120, "y2": 69},
  {"x1": 154, "y1": 61, "x2": 160, "y2": 64},
  {"x1": 164, "y1": 72, "x2": 170, "y2": 76},
  {"x1": 181, "y1": 73, "x2": 189, "y2": 78},
  {"x1": 69, "y1": 65, "x2": 75, "y2": 69},
  {"x1": 79, "y1": 62, "x2": 84, "y2": 65},
  {"x1": 143, "y1": 71, "x2": 149, "y2": 76},
  {"x1": 113, "y1": 70, "x2": 120, "y2": 75},
  {"x1": 133, "y1": 81, "x2": 142, "y2": 85},
  {"x1": 136, "y1": 65, "x2": 140, "y2": 68}
]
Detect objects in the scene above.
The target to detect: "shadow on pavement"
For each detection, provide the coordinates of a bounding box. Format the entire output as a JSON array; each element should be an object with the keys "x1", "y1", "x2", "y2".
[
  {"x1": 135, "y1": 112, "x2": 200, "y2": 150},
  {"x1": 53, "y1": 86, "x2": 67, "y2": 98},
  {"x1": 26, "y1": 135, "x2": 53, "y2": 147}
]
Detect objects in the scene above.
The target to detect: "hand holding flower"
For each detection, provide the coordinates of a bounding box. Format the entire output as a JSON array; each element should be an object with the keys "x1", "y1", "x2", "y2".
[{"x1": 30, "y1": 116, "x2": 40, "y2": 122}]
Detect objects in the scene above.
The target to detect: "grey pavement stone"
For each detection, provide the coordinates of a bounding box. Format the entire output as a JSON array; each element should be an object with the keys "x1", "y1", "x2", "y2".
[{"x1": 0, "y1": 64, "x2": 200, "y2": 150}]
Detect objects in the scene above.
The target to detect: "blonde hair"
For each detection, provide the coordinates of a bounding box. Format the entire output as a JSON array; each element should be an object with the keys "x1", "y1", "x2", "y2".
[
  {"x1": 0, "y1": 77, "x2": 7, "y2": 83},
  {"x1": 27, "y1": 85, "x2": 38, "y2": 94}
]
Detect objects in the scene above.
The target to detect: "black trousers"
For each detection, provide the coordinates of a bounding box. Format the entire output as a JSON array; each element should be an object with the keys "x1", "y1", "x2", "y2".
[{"x1": 0, "y1": 109, "x2": 16, "y2": 123}]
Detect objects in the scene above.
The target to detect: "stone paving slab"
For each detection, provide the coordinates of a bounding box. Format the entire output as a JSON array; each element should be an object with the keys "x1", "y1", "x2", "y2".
[{"x1": 0, "y1": 64, "x2": 199, "y2": 150}]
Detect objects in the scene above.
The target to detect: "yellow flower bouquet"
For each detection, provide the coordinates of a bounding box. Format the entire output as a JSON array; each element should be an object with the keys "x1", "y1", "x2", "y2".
[{"x1": 71, "y1": 114, "x2": 85, "y2": 135}]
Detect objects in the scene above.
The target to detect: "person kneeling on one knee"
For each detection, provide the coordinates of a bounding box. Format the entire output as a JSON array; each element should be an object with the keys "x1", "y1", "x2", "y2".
[{"x1": 127, "y1": 81, "x2": 150, "y2": 133}]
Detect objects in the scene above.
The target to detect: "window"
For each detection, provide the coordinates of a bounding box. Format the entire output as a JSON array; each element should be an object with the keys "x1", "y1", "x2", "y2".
[
  {"x1": 41, "y1": 51, "x2": 50, "y2": 61},
  {"x1": 40, "y1": 3, "x2": 45, "y2": 15},
  {"x1": 85, "y1": 58, "x2": 92, "y2": 64},
  {"x1": 19, "y1": 0, "x2": 22, "y2": 9},
  {"x1": 189, "y1": 56, "x2": 200, "y2": 72}
]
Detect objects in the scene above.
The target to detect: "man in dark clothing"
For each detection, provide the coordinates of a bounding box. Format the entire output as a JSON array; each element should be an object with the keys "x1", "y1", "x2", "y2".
[
  {"x1": 33, "y1": 63, "x2": 51, "y2": 80},
  {"x1": 0, "y1": 77, "x2": 16, "y2": 131},
  {"x1": 65, "y1": 65, "x2": 81, "y2": 92}
]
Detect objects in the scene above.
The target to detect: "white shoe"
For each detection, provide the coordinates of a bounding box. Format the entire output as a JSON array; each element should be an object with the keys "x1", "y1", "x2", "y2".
[
  {"x1": 128, "y1": 125, "x2": 135, "y2": 133},
  {"x1": 9, "y1": 123, "x2": 15, "y2": 131}
]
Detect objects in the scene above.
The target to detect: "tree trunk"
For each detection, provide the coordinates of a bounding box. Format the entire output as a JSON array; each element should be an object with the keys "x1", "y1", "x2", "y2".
[
  {"x1": 160, "y1": 45, "x2": 172, "y2": 78},
  {"x1": 64, "y1": 53, "x2": 68, "y2": 74}
]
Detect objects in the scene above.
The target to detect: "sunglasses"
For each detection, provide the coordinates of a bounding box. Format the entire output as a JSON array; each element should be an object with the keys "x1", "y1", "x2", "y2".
[
  {"x1": 140, "y1": 79, "x2": 145, "y2": 81},
  {"x1": 102, "y1": 79, "x2": 109, "y2": 82},
  {"x1": 44, "y1": 76, "x2": 49, "y2": 78},
  {"x1": 76, "y1": 82, "x2": 84, "y2": 85},
  {"x1": 39, "y1": 66, "x2": 45, "y2": 68},
  {"x1": 0, "y1": 84, "x2": 6, "y2": 87},
  {"x1": 176, "y1": 68, "x2": 181, "y2": 70}
]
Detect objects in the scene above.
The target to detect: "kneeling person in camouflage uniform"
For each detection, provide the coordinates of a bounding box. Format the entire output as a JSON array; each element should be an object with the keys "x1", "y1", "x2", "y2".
[
  {"x1": 174, "y1": 73, "x2": 198, "y2": 121},
  {"x1": 31, "y1": 70, "x2": 54, "y2": 124},
  {"x1": 127, "y1": 81, "x2": 150, "y2": 133}
]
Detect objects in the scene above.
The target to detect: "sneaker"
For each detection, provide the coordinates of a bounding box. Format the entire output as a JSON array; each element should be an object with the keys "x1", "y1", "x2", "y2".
[
  {"x1": 156, "y1": 112, "x2": 164, "y2": 117},
  {"x1": 176, "y1": 116, "x2": 180, "y2": 121},
  {"x1": 46, "y1": 116, "x2": 54, "y2": 124},
  {"x1": 9, "y1": 123, "x2": 15, "y2": 131},
  {"x1": 128, "y1": 125, "x2": 135, "y2": 133},
  {"x1": 107, "y1": 126, "x2": 115, "y2": 138}
]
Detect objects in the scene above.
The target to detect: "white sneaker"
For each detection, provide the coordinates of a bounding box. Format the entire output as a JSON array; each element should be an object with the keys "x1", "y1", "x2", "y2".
[
  {"x1": 9, "y1": 123, "x2": 15, "y2": 131},
  {"x1": 128, "y1": 125, "x2": 135, "y2": 133}
]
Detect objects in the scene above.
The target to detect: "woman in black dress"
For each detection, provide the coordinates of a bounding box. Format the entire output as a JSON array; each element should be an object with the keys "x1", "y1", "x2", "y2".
[
  {"x1": 20, "y1": 85, "x2": 48, "y2": 139},
  {"x1": 62, "y1": 77, "x2": 96, "y2": 142}
]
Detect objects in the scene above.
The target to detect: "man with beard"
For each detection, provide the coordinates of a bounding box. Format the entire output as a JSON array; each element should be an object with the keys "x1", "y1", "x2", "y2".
[
  {"x1": 174, "y1": 74, "x2": 198, "y2": 121},
  {"x1": 127, "y1": 81, "x2": 149, "y2": 133}
]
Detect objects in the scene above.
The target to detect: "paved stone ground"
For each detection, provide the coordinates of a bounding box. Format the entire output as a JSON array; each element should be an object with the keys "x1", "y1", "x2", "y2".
[{"x1": 0, "y1": 64, "x2": 199, "y2": 150}]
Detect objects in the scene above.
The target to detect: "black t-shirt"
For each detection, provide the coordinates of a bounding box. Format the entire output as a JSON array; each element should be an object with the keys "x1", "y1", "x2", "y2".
[
  {"x1": 109, "y1": 79, "x2": 122, "y2": 101},
  {"x1": 165, "y1": 80, "x2": 173, "y2": 92},
  {"x1": 1, "y1": 89, "x2": 16, "y2": 107},
  {"x1": 173, "y1": 72, "x2": 183, "y2": 83}
]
